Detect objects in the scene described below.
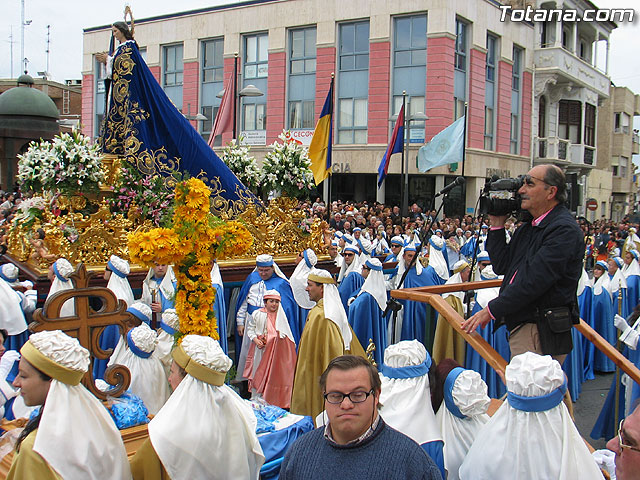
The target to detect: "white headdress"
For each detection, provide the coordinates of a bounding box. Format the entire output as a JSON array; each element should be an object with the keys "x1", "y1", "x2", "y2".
[
  {"x1": 337, "y1": 245, "x2": 362, "y2": 283},
  {"x1": 308, "y1": 269, "x2": 352, "y2": 349},
  {"x1": 108, "y1": 323, "x2": 170, "y2": 415},
  {"x1": 443, "y1": 260, "x2": 469, "y2": 302},
  {"x1": 427, "y1": 236, "x2": 449, "y2": 280},
  {"x1": 254, "y1": 254, "x2": 288, "y2": 281},
  {"x1": 22, "y1": 331, "x2": 131, "y2": 480},
  {"x1": 459, "y1": 352, "x2": 602, "y2": 479},
  {"x1": 0, "y1": 264, "x2": 19, "y2": 284},
  {"x1": 148, "y1": 335, "x2": 265, "y2": 479},
  {"x1": 142, "y1": 265, "x2": 176, "y2": 307},
  {"x1": 290, "y1": 249, "x2": 317, "y2": 309},
  {"x1": 435, "y1": 368, "x2": 490, "y2": 480},
  {"x1": 395, "y1": 243, "x2": 423, "y2": 283},
  {"x1": 379, "y1": 340, "x2": 442, "y2": 445},
  {"x1": 358, "y1": 258, "x2": 387, "y2": 311},
  {"x1": 106, "y1": 255, "x2": 134, "y2": 307},
  {"x1": 156, "y1": 309, "x2": 180, "y2": 372},
  {"x1": 47, "y1": 258, "x2": 75, "y2": 317}
]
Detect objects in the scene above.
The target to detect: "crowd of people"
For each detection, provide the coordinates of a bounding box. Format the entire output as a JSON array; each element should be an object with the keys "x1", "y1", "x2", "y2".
[{"x1": 0, "y1": 164, "x2": 640, "y2": 478}]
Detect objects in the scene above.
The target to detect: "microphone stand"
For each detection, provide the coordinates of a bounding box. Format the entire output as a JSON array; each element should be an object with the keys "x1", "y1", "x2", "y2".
[{"x1": 384, "y1": 190, "x2": 448, "y2": 342}]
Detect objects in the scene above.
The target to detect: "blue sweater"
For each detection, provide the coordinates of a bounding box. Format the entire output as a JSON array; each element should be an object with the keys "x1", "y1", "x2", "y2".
[{"x1": 280, "y1": 420, "x2": 442, "y2": 480}]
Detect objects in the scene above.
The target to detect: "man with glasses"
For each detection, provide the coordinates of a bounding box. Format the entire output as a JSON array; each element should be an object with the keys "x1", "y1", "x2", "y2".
[
  {"x1": 606, "y1": 405, "x2": 640, "y2": 479},
  {"x1": 282, "y1": 355, "x2": 442, "y2": 479},
  {"x1": 463, "y1": 164, "x2": 584, "y2": 365},
  {"x1": 290, "y1": 269, "x2": 365, "y2": 419}
]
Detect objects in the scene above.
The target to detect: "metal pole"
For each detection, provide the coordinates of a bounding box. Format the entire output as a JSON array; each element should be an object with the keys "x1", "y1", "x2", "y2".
[
  {"x1": 401, "y1": 91, "x2": 408, "y2": 216},
  {"x1": 21, "y1": 0, "x2": 25, "y2": 73},
  {"x1": 233, "y1": 53, "x2": 239, "y2": 141},
  {"x1": 614, "y1": 280, "x2": 623, "y2": 432}
]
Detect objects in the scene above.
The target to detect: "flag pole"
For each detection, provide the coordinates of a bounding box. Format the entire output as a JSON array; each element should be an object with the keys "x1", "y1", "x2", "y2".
[
  {"x1": 461, "y1": 101, "x2": 468, "y2": 177},
  {"x1": 328, "y1": 73, "x2": 334, "y2": 205},
  {"x1": 461, "y1": 101, "x2": 468, "y2": 216},
  {"x1": 401, "y1": 91, "x2": 408, "y2": 216},
  {"x1": 233, "y1": 53, "x2": 239, "y2": 141}
]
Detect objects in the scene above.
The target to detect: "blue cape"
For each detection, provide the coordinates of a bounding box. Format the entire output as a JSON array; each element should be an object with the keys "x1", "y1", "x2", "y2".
[
  {"x1": 592, "y1": 287, "x2": 615, "y2": 373},
  {"x1": 347, "y1": 291, "x2": 388, "y2": 366},
  {"x1": 578, "y1": 285, "x2": 595, "y2": 381},
  {"x1": 465, "y1": 299, "x2": 510, "y2": 399},
  {"x1": 213, "y1": 281, "x2": 228, "y2": 354},
  {"x1": 398, "y1": 265, "x2": 444, "y2": 344},
  {"x1": 235, "y1": 271, "x2": 300, "y2": 344},
  {"x1": 338, "y1": 271, "x2": 364, "y2": 313},
  {"x1": 100, "y1": 41, "x2": 257, "y2": 215}
]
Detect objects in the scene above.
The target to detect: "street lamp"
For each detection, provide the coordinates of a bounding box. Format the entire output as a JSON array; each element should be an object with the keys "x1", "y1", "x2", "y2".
[
  {"x1": 183, "y1": 103, "x2": 208, "y2": 131},
  {"x1": 217, "y1": 83, "x2": 264, "y2": 141}
]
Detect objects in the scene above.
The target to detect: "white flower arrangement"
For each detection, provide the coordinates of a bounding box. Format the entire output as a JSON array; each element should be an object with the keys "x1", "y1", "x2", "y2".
[
  {"x1": 221, "y1": 138, "x2": 260, "y2": 193},
  {"x1": 261, "y1": 131, "x2": 315, "y2": 199},
  {"x1": 17, "y1": 131, "x2": 105, "y2": 195}
]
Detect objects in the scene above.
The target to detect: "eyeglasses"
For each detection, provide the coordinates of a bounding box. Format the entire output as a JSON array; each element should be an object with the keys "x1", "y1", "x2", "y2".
[
  {"x1": 324, "y1": 389, "x2": 375, "y2": 404},
  {"x1": 523, "y1": 174, "x2": 549, "y2": 187},
  {"x1": 617, "y1": 419, "x2": 640, "y2": 453},
  {"x1": 344, "y1": 253, "x2": 355, "y2": 257},
  {"x1": 362, "y1": 266, "x2": 370, "y2": 271}
]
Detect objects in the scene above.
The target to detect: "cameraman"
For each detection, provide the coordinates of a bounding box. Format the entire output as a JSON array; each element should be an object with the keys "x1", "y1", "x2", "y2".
[{"x1": 462, "y1": 164, "x2": 584, "y2": 363}]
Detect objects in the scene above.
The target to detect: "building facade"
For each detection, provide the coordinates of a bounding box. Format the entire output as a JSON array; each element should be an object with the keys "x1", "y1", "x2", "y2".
[
  {"x1": 531, "y1": 0, "x2": 616, "y2": 216},
  {"x1": 592, "y1": 86, "x2": 640, "y2": 222},
  {"x1": 82, "y1": 0, "x2": 538, "y2": 216}
]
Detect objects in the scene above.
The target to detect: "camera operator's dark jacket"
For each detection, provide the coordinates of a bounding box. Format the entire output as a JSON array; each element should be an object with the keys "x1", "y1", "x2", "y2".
[{"x1": 486, "y1": 204, "x2": 584, "y2": 332}]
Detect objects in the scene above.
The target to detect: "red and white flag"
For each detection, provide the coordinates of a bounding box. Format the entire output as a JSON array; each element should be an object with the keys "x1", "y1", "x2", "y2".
[{"x1": 208, "y1": 62, "x2": 236, "y2": 147}]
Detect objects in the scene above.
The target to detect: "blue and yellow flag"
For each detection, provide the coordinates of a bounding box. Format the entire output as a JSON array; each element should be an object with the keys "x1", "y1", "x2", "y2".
[{"x1": 309, "y1": 79, "x2": 334, "y2": 185}]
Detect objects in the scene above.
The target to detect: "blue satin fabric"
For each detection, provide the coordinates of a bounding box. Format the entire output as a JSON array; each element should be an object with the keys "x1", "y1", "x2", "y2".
[
  {"x1": 258, "y1": 416, "x2": 315, "y2": 479},
  {"x1": 592, "y1": 287, "x2": 615, "y2": 373},
  {"x1": 348, "y1": 291, "x2": 387, "y2": 367},
  {"x1": 213, "y1": 282, "x2": 228, "y2": 355},
  {"x1": 99, "y1": 41, "x2": 258, "y2": 214}
]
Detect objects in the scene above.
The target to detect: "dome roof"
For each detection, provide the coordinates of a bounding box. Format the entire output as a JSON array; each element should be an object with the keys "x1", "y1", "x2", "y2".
[{"x1": 0, "y1": 76, "x2": 60, "y2": 119}]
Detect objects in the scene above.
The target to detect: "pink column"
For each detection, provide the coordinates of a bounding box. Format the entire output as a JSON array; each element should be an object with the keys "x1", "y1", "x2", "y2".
[
  {"x1": 468, "y1": 48, "x2": 486, "y2": 149},
  {"x1": 496, "y1": 60, "x2": 513, "y2": 154},
  {"x1": 148, "y1": 66, "x2": 161, "y2": 84},
  {"x1": 368, "y1": 41, "x2": 390, "y2": 144},
  {"x1": 425, "y1": 36, "x2": 455, "y2": 141},
  {"x1": 266, "y1": 51, "x2": 286, "y2": 144},
  {"x1": 182, "y1": 61, "x2": 200, "y2": 128},
  {"x1": 520, "y1": 70, "x2": 532, "y2": 157},
  {"x1": 315, "y1": 47, "x2": 336, "y2": 116},
  {"x1": 81, "y1": 74, "x2": 94, "y2": 138}
]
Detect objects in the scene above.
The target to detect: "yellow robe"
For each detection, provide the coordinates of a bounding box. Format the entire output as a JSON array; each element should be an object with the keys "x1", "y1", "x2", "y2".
[
  {"x1": 290, "y1": 299, "x2": 366, "y2": 418},
  {"x1": 7, "y1": 429, "x2": 61, "y2": 480},
  {"x1": 432, "y1": 295, "x2": 466, "y2": 366},
  {"x1": 130, "y1": 438, "x2": 171, "y2": 480}
]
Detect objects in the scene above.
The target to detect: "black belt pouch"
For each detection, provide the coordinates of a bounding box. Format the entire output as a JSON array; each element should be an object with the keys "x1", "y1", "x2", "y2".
[{"x1": 536, "y1": 306, "x2": 573, "y2": 356}]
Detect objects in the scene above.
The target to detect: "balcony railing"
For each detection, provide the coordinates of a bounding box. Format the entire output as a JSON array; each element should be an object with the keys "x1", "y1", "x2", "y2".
[{"x1": 535, "y1": 137, "x2": 572, "y2": 162}]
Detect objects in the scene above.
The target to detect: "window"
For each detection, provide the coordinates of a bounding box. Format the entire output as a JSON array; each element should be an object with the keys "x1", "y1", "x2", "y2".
[
  {"x1": 613, "y1": 156, "x2": 628, "y2": 178},
  {"x1": 200, "y1": 38, "x2": 224, "y2": 142},
  {"x1": 337, "y1": 21, "x2": 369, "y2": 144},
  {"x1": 288, "y1": 27, "x2": 316, "y2": 129},
  {"x1": 484, "y1": 33, "x2": 498, "y2": 150},
  {"x1": 558, "y1": 100, "x2": 581, "y2": 144},
  {"x1": 454, "y1": 19, "x2": 469, "y2": 122},
  {"x1": 392, "y1": 15, "x2": 427, "y2": 143},
  {"x1": 584, "y1": 103, "x2": 596, "y2": 147},
  {"x1": 94, "y1": 57, "x2": 107, "y2": 138},
  {"x1": 484, "y1": 107, "x2": 494, "y2": 150},
  {"x1": 455, "y1": 20, "x2": 467, "y2": 71},
  {"x1": 242, "y1": 33, "x2": 268, "y2": 135},
  {"x1": 486, "y1": 34, "x2": 496, "y2": 82},
  {"x1": 510, "y1": 46, "x2": 524, "y2": 154},
  {"x1": 512, "y1": 47, "x2": 522, "y2": 91},
  {"x1": 614, "y1": 112, "x2": 630, "y2": 134},
  {"x1": 163, "y1": 44, "x2": 183, "y2": 110}
]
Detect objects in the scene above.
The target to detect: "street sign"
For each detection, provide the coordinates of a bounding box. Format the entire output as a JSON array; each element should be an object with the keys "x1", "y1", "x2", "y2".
[{"x1": 586, "y1": 199, "x2": 598, "y2": 211}]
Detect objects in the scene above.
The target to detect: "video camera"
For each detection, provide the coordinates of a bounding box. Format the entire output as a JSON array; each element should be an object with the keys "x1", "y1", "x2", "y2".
[{"x1": 478, "y1": 175, "x2": 524, "y2": 216}]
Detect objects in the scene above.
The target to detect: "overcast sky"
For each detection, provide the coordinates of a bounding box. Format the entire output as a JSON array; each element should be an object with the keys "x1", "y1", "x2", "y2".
[{"x1": 1, "y1": 0, "x2": 638, "y2": 87}]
